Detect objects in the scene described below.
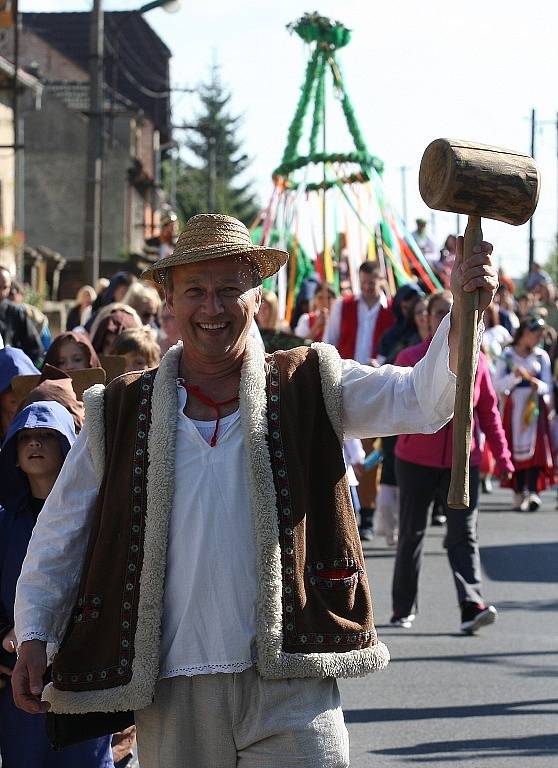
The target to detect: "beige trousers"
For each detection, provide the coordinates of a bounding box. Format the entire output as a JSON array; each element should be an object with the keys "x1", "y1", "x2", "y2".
[{"x1": 135, "y1": 666, "x2": 349, "y2": 768}]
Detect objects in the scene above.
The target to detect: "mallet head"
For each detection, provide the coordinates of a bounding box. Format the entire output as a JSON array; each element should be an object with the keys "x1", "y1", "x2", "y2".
[{"x1": 419, "y1": 138, "x2": 540, "y2": 226}]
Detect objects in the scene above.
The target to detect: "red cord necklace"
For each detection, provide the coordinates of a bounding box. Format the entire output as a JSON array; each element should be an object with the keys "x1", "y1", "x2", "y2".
[{"x1": 180, "y1": 381, "x2": 239, "y2": 447}]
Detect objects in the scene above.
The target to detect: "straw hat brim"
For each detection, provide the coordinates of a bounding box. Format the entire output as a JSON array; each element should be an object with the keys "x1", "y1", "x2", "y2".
[
  {"x1": 141, "y1": 243, "x2": 289, "y2": 284},
  {"x1": 12, "y1": 368, "x2": 106, "y2": 403}
]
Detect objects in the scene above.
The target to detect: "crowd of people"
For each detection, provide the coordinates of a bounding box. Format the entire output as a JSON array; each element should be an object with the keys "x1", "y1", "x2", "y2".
[
  {"x1": 252, "y1": 253, "x2": 558, "y2": 633},
  {"x1": 0, "y1": 211, "x2": 553, "y2": 766}
]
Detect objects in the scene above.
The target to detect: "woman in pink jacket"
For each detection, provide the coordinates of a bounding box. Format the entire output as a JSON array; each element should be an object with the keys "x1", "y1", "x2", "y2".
[{"x1": 391, "y1": 291, "x2": 514, "y2": 634}]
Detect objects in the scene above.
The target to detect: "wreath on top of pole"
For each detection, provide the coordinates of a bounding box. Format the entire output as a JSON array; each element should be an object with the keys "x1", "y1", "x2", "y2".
[{"x1": 252, "y1": 12, "x2": 443, "y2": 327}]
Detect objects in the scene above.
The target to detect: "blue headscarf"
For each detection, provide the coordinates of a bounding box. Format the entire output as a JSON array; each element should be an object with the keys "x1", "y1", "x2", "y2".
[
  {"x1": 0, "y1": 348, "x2": 40, "y2": 394},
  {"x1": 0, "y1": 401, "x2": 76, "y2": 505}
]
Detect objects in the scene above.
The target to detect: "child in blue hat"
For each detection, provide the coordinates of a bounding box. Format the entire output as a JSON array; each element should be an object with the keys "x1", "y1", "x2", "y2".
[
  {"x1": 0, "y1": 400, "x2": 114, "y2": 767},
  {"x1": 0, "y1": 348, "x2": 40, "y2": 441}
]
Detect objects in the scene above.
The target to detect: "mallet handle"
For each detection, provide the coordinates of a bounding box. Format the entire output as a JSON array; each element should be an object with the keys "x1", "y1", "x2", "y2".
[{"x1": 447, "y1": 215, "x2": 482, "y2": 509}]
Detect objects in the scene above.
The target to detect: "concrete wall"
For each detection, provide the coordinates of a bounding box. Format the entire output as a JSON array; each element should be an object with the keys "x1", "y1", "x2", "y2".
[
  {"x1": 23, "y1": 91, "x2": 139, "y2": 268},
  {"x1": 0, "y1": 29, "x2": 87, "y2": 84},
  {"x1": 0, "y1": 100, "x2": 15, "y2": 272}
]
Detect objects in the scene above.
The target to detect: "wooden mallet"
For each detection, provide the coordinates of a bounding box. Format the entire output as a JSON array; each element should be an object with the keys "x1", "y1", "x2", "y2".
[{"x1": 419, "y1": 138, "x2": 540, "y2": 508}]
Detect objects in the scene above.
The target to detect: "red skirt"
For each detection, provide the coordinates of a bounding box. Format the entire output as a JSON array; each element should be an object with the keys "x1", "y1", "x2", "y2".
[
  {"x1": 501, "y1": 395, "x2": 556, "y2": 491},
  {"x1": 480, "y1": 443, "x2": 495, "y2": 476}
]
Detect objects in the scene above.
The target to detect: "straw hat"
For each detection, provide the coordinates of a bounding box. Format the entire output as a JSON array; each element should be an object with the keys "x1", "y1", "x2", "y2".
[
  {"x1": 141, "y1": 213, "x2": 289, "y2": 285},
  {"x1": 11, "y1": 367, "x2": 105, "y2": 403}
]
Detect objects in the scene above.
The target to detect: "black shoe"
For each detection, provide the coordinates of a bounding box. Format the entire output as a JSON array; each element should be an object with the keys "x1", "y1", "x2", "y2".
[
  {"x1": 359, "y1": 525, "x2": 374, "y2": 542},
  {"x1": 528, "y1": 493, "x2": 541, "y2": 512},
  {"x1": 460, "y1": 602, "x2": 497, "y2": 634},
  {"x1": 359, "y1": 507, "x2": 374, "y2": 541}
]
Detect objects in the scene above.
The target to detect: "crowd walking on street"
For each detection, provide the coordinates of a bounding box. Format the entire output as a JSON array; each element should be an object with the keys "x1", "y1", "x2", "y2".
[{"x1": 1, "y1": 200, "x2": 557, "y2": 766}]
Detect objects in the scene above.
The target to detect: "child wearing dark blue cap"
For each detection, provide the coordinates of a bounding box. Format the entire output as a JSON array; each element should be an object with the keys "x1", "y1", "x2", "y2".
[
  {"x1": 0, "y1": 400, "x2": 114, "y2": 767},
  {"x1": 0, "y1": 348, "x2": 40, "y2": 441}
]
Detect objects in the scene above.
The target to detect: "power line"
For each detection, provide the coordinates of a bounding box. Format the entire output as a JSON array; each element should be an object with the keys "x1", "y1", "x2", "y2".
[
  {"x1": 104, "y1": 36, "x2": 171, "y2": 98},
  {"x1": 103, "y1": 38, "x2": 193, "y2": 99}
]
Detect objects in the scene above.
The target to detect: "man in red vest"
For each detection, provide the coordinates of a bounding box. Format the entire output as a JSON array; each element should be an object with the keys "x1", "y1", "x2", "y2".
[
  {"x1": 324, "y1": 262, "x2": 395, "y2": 540},
  {"x1": 324, "y1": 262, "x2": 394, "y2": 364}
]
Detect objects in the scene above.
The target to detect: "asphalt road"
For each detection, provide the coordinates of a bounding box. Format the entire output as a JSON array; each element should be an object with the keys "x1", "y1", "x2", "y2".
[{"x1": 340, "y1": 483, "x2": 558, "y2": 767}]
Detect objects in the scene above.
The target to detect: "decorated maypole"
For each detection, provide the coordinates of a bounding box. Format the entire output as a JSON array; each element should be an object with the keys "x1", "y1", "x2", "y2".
[{"x1": 253, "y1": 12, "x2": 442, "y2": 323}]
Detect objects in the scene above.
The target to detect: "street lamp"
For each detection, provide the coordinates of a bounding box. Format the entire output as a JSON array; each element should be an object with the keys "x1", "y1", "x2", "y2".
[
  {"x1": 83, "y1": 0, "x2": 182, "y2": 285},
  {"x1": 138, "y1": 1, "x2": 182, "y2": 12}
]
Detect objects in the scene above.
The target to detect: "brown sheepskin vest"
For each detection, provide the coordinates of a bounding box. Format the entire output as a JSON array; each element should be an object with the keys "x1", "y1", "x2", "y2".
[{"x1": 44, "y1": 340, "x2": 389, "y2": 716}]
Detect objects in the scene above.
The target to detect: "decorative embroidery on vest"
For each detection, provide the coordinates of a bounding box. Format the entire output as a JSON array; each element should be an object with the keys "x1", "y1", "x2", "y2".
[
  {"x1": 295, "y1": 630, "x2": 374, "y2": 647},
  {"x1": 72, "y1": 594, "x2": 103, "y2": 623},
  {"x1": 55, "y1": 370, "x2": 154, "y2": 689},
  {"x1": 119, "y1": 371, "x2": 153, "y2": 678},
  {"x1": 267, "y1": 356, "x2": 297, "y2": 643}
]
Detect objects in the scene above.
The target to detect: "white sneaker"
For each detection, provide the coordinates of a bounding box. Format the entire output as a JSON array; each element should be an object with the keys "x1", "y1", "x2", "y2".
[
  {"x1": 528, "y1": 493, "x2": 541, "y2": 512},
  {"x1": 513, "y1": 492, "x2": 525, "y2": 511},
  {"x1": 519, "y1": 495, "x2": 531, "y2": 513},
  {"x1": 390, "y1": 613, "x2": 415, "y2": 628}
]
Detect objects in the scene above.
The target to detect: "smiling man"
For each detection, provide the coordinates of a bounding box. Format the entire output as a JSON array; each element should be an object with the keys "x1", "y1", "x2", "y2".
[{"x1": 12, "y1": 214, "x2": 498, "y2": 768}]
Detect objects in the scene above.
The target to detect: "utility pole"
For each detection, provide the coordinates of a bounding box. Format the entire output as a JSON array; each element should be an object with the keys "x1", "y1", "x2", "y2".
[
  {"x1": 83, "y1": 0, "x2": 104, "y2": 286},
  {"x1": 528, "y1": 107, "x2": 536, "y2": 274},
  {"x1": 12, "y1": 0, "x2": 24, "y2": 278},
  {"x1": 556, "y1": 111, "x2": 558, "y2": 285},
  {"x1": 170, "y1": 146, "x2": 177, "y2": 209},
  {"x1": 399, "y1": 165, "x2": 408, "y2": 225}
]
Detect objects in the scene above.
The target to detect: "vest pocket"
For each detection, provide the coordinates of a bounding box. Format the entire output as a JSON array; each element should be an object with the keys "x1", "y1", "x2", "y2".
[
  {"x1": 287, "y1": 560, "x2": 371, "y2": 651},
  {"x1": 304, "y1": 560, "x2": 363, "y2": 622},
  {"x1": 306, "y1": 559, "x2": 362, "y2": 590}
]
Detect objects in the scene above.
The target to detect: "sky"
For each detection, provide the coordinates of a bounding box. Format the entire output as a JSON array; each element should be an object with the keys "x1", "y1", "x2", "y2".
[{"x1": 21, "y1": 1, "x2": 558, "y2": 278}]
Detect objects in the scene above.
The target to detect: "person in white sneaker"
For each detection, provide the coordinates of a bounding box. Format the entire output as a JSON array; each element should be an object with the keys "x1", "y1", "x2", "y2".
[
  {"x1": 390, "y1": 291, "x2": 514, "y2": 634},
  {"x1": 493, "y1": 316, "x2": 556, "y2": 512},
  {"x1": 11, "y1": 215, "x2": 498, "y2": 768}
]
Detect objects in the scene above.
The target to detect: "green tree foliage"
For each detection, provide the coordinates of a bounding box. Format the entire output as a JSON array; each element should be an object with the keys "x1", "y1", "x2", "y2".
[
  {"x1": 542, "y1": 236, "x2": 558, "y2": 286},
  {"x1": 168, "y1": 64, "x2": 260, "y2": 226}
]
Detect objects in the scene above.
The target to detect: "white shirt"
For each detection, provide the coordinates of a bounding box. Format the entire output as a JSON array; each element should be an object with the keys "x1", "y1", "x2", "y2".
[
  {"x1": 15, "y1": 313, "x2": 456, "y2": 674},
  {"x1": 159, "y1": 390, "x2": 257, "y2": 678},
  {"x1": 324, "y1": 294, "x2": 388, "y2": 364},
  {"x1": 483, "y1": 325, "x2": 513, "y2": 373},
  {"x1": 411, "y1": 229, "x2": 436, "y2": 259},
  {"x1": 294, "y1": 313, "x2": 311, "y2": 339},
  {"x1": 343, "y1": 438, "x2": 366, "y2": 487}
]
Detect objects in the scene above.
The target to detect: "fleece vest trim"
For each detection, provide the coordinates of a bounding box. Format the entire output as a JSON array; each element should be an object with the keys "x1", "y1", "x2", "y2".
[
  {"x1": 82, "y1": 385, "x2": 106, "y2": 484},
  {"x1": 45, "y1": 350, "x2": 179, "y2": 714}
]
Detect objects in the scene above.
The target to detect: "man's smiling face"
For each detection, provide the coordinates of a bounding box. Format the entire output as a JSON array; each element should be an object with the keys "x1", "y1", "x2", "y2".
[{"x1": 165, "y1": 256, "x2": 262, "y2": 362}]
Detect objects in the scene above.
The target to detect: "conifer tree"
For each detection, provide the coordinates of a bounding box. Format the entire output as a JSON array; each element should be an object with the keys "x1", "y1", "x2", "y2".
[{"x1": 169, "y1": 64, "x2": 259, "y2": 225}]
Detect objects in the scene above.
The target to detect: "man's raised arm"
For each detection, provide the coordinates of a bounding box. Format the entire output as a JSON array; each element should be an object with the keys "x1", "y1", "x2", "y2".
[{"x1": 342, "y1": 237, "x2": 498, "y2": 440}]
